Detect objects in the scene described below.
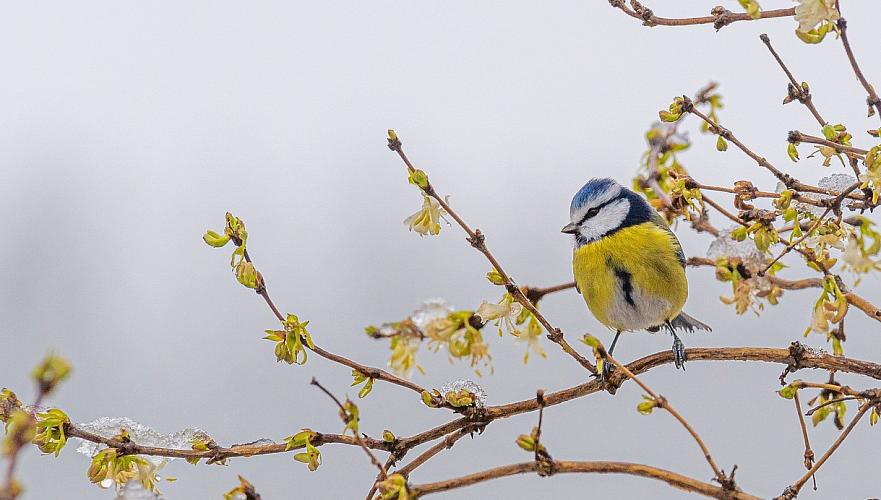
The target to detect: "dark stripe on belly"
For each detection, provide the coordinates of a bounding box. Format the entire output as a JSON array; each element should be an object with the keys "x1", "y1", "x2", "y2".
[{"x1": 613, "y1": 267, "x2": 635, "y2": 307}]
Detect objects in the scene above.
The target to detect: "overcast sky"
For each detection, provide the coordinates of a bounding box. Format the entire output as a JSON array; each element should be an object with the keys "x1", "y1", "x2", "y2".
[{"x1": 2, "y1": 1, "x2": 880, "y2": 498}]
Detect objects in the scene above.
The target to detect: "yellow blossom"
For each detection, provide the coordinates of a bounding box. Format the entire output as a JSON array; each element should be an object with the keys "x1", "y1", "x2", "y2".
[
  {"x1": 794, "y1": 0, "x2": 839, "y2": 33},
  {"x1": 475, "y1": 294, "x2": 523, "y2": 337},
  {"x1": 403, "y1": 195, "x2": 448, "y2": 236}
]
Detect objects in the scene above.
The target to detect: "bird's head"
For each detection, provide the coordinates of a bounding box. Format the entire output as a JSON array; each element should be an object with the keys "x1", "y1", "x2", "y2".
[{"x1": 562, "y1": 178, "x2": 653, "y2": 247}]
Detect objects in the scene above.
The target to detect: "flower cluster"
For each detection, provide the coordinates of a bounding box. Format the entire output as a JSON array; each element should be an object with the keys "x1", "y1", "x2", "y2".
[
  {"x1": 284, "y1": 429, "x2": 320, "y2": 471},
  {"x1": 33, "y1": 408, "x2": 69, "y2": 456},
  {"x1": 223, "y1": 475, "x2": 259, "y2": 500},
  {"x1": 31, "y1": 354, "x2": 71, "y2": 396},
  {"x1": 804, "y1": 277, "x2": 848, "y2": 355},
  {"x1": 87, "y1": 447, "x2": 156, "y2": 492},
  {"x1": 203, "y1": 212, "x2": 265, "y2": 290},
  {"x1": 264, "y1": 313, "x2": 315, "y2": 365},
  {"x1": 794, "y1": 0, "x2": 840, "y2": 44}
]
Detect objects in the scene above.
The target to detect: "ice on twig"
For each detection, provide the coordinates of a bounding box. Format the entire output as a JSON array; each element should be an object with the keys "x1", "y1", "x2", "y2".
[
  {"x1": 777, "y1": 174, "x2": 857, "y2": 216},
  {"x1": 707, "y1": 227, "x2": 767, "y2": 268},
  {"x1": 75, "y1": 417, "x2": 204, "y2": 466},
  {"x1": 410, "y1": 299, "x2": 454, "y2": 329},
  {"x1": 116, "y1": 481, "x2": 162, "y2": 499},
  {"x1": 440, "y1": 379, "x2": 487, "y2": 408}
]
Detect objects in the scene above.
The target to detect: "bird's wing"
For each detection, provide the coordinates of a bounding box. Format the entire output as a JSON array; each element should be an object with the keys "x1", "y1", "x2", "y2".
[{"x1": 648, "y1": 211, "x2": 686, "y2": 268}]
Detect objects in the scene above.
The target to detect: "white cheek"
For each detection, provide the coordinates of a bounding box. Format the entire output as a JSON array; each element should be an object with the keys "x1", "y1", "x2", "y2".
[
  {"x1": 577, "y1": 199, "x2": 630, "y2": 242},
  {"x1": 570, "y1": 184, "x2": 622, "y2": 222}
]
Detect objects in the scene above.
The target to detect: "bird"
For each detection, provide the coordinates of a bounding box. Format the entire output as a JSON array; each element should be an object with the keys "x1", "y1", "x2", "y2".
[{"x1": 561, "y1": 178, "x2": 710, "y2": 377}]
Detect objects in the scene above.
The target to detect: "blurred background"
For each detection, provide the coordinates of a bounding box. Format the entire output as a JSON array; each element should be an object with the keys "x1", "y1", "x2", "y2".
[{"x1": 2, "y1": 1, "x2": 879, "y2": 498}]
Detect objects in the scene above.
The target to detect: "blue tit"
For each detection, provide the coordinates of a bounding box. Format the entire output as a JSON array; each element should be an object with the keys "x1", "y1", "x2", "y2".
[{"x1": 561, "y1": 178, "x2": 710, "y2": 374}]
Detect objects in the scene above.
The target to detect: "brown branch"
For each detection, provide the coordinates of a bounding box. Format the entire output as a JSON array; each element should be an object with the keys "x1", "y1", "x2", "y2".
[
  {"x1": 396, "y1": 426, "x2": 479, "y2": 478},
  {"x1": 61, "y1": 345, "x2": 881, "y2": 477},
  {"x1": 684, "y1": 98, "x2": 866, "y2": 205},
  {"x1": 65, "y1": 424, "x2": 390, "y2": 462},
  {"x1": 759, "y1": 180, "x2": 862, "y2": 275},
  {"x1": 845, "y1": 292, "x2": 881, "y2": 322},
  {"x1": 409, "y1": 460, "x2": 761, "y2": 499},
  {"x1": 609, "y1": 0, "x2": 794, "y2": 30},
  {"x1": 777, "y1": 403, "x2": 871, "y2": 499},
  {"x1": 701, "y1": 193, "x2": 749, "y2": 227},
  {"x1": 687, "y1": 257, "x2": 881, "y2": 324},
  {"x1": 240, "y1": 248, "x2": 429, "y2": 396},
  {"x1": 791, "y1": 391, "x2": 816, "y2": 490},
  {"x1": 388, "y1": 133, "x2": 596, "y2": 374},
  {"x1": 759, "y1": 34, "x2": 827, "y2": 127},
  {"x1": 837, "y1": 18, "x2": 881, "y2": 121},
  {"x1": 604, "y1": 353, "x2": 729, "y2": 486},
  {"x1": 788, "y1": 131, "x2": 868, "y2": 157},
  {"x1": 309, "y1": 378, "x2": 387, "y2": 481}
]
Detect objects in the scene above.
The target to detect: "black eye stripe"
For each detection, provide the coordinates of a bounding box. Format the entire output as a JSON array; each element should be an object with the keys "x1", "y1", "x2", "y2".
[{"x1": 578, "y1": 198, "x2": 616, "y2": 224}]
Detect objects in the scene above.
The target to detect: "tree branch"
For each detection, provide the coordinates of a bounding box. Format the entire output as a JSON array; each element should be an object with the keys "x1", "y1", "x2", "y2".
[
  {"x1": 609, "y1": 1, "x2": 794, "y2": 30},
  {"x1": 388, "y1": 133, "x2": 596, "y2": 374},
  {"x1": 837, "y1": 18, "x2": 881, "y2": 121},
  {"x1": 409, "y1": 460, "x2": 761, "y2": 499}
]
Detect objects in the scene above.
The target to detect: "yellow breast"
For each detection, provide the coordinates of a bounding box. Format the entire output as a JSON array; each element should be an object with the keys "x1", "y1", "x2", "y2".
[{"x1": 572, "y1": 222, "x2": 688, "y2": 331}]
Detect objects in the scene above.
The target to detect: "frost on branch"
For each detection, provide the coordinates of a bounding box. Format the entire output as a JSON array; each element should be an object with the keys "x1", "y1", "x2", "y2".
[
  {"x1": 776, "y1": 174, "x2": 857, "y2": 216},
  {"x1": 410, "y1": 299, "x2": 455, "y2": 330},
  {"x1": 75, "y1": 417, "x2": 205, "y2": 467},
  {"x1": 116, "y1": 480, "x2": 161, "y2": 499},
  {"x1": 707, "y1": 226, "x2": 767, "y2": 269},
  {"x1": 439, "y1": 379, "x2": 487, "y2": 408}
]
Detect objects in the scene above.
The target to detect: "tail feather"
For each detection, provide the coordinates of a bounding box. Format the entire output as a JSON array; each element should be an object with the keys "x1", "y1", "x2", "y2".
[{"x1": 668, "y1": 311, "x2": 712, "y2": 333}]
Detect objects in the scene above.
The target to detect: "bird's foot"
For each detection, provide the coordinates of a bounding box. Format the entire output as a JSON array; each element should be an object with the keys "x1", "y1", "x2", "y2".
[
  {"x1": 672, "y1": 335, "x2": 687, "y2": 370},
  {"x1": 601, "y1": 359, "x2": 615, "y2": 381}
]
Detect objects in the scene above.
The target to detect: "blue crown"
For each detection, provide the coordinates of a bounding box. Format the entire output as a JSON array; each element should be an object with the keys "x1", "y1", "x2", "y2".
[{"x1": 570, "y1": 178, "x2": 621, "y2": 211}]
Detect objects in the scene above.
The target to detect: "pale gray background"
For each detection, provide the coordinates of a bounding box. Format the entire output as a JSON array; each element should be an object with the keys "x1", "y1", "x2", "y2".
[{"x1": 2, "y1": 1, "x2": 880, "y2": 498}]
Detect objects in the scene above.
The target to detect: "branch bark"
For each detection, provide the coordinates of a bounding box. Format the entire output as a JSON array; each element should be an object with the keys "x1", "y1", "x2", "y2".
[{"x1": 410, "y1": 460, "x2": 761, "y2": 499}]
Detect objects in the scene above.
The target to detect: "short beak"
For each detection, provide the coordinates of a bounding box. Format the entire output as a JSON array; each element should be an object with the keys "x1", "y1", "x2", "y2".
[{"x1": 561, "y1": 222, "x2": 579, "y2": 234}]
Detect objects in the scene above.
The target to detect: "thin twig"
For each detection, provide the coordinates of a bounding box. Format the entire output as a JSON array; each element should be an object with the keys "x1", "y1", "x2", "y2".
[
  {"x1": 792, "y1": 391, "x2": 816, "y2": 490},
  {"x1": 409, "y1": 460, "x2": 761, "y2": 499},
  {"x1": 388, "y1": 133, "x2": 596, "y2": 374},
  {"x1": 603, "y1": 353, "x2": 729, "y2": 486},
  {"x1": 788, "y1": 131, "x2": 868, "y2": 157},
  {"x1": 310, "y1": 378, "x2": 388, "y2": 481},
  {"x1": 240, "y1": 248, "x2": 429, "y2": 396},
  {"x1": 61, "y1": 345, "x2": 881, "y2": 466},
  {"x1": 397, "y1": 426, "x2": 479, "y2": 478},
  {"x1": 759, "y1": 34, "x2": 826, "y2": 127},
  {"x1": 837, "y1": 18, "x2": 881, "y2": 121},
  {"x1": 610, "y1": 1, "x2": 794, "y2": 30},
  {"x1": 779, "y1": 403, "x2": 871, "y2": 498}
]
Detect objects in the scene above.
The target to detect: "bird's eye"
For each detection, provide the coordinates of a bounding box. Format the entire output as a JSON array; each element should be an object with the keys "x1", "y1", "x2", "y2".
[{"x1": 583, "y1": 207, "x2": 600, "y2": 220}]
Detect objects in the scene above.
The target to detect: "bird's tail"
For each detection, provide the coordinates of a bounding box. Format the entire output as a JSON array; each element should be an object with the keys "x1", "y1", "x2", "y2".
[{"x1": 668, "y1": 311, "x2": 712, "y2": 333}]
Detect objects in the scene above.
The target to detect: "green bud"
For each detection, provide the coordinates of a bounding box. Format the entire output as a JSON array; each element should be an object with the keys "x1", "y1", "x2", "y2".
[
  {"x1": 202, "y1": 230, "x2": 231, "y2": 247},
  {"x1": 32, "y1": 354, "x2": 71, "y2": 396},
  {"x1": 383, "y1": 430, "x2": 396, "y2": 443},
  {"x1": 871, "y1": 408, "x2": 879, "y2": 426},
  {"x1": 658, "y1": 110, "x2": 681, "y2": 123},
  {"x1": 486, "y1": 270, "x2": 507, "y2": 286},
  {"x1": 515, "y1": 434, "x2": 536, "y2": 452},
  {"x1": 822, "y1": 124, "x2": 837, "y2": 141},
  {"x1": 421, "y1": 390, "x2": 439, "y2": 408},
  {"x1": 716, "y1": 136, "x2": 728, "y2": 151},
  {"x1": 235, "y1": 261, "x2": 263, "y2": 289},
  {"x1": 777, "y1": 384, "x2": 798, "y2": 399},
  {"x1": 637, "y1": 396, "x2": 656, "y2": 415},
  {"x1": 358, "y1": 377, "x2": 374, "y2": 399},
  {"x1": 0, "y1": 388, "x2": 22, "y2": 422},
  {"x1": 408, "y1": 169, "x2": 429, "y2": 190},
  {"x1": 787, "y1": 142, "x2": 800, "y2": 162},
  {"x1": 730, "y1": 226, "x2": 749, "y2": 241}
]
